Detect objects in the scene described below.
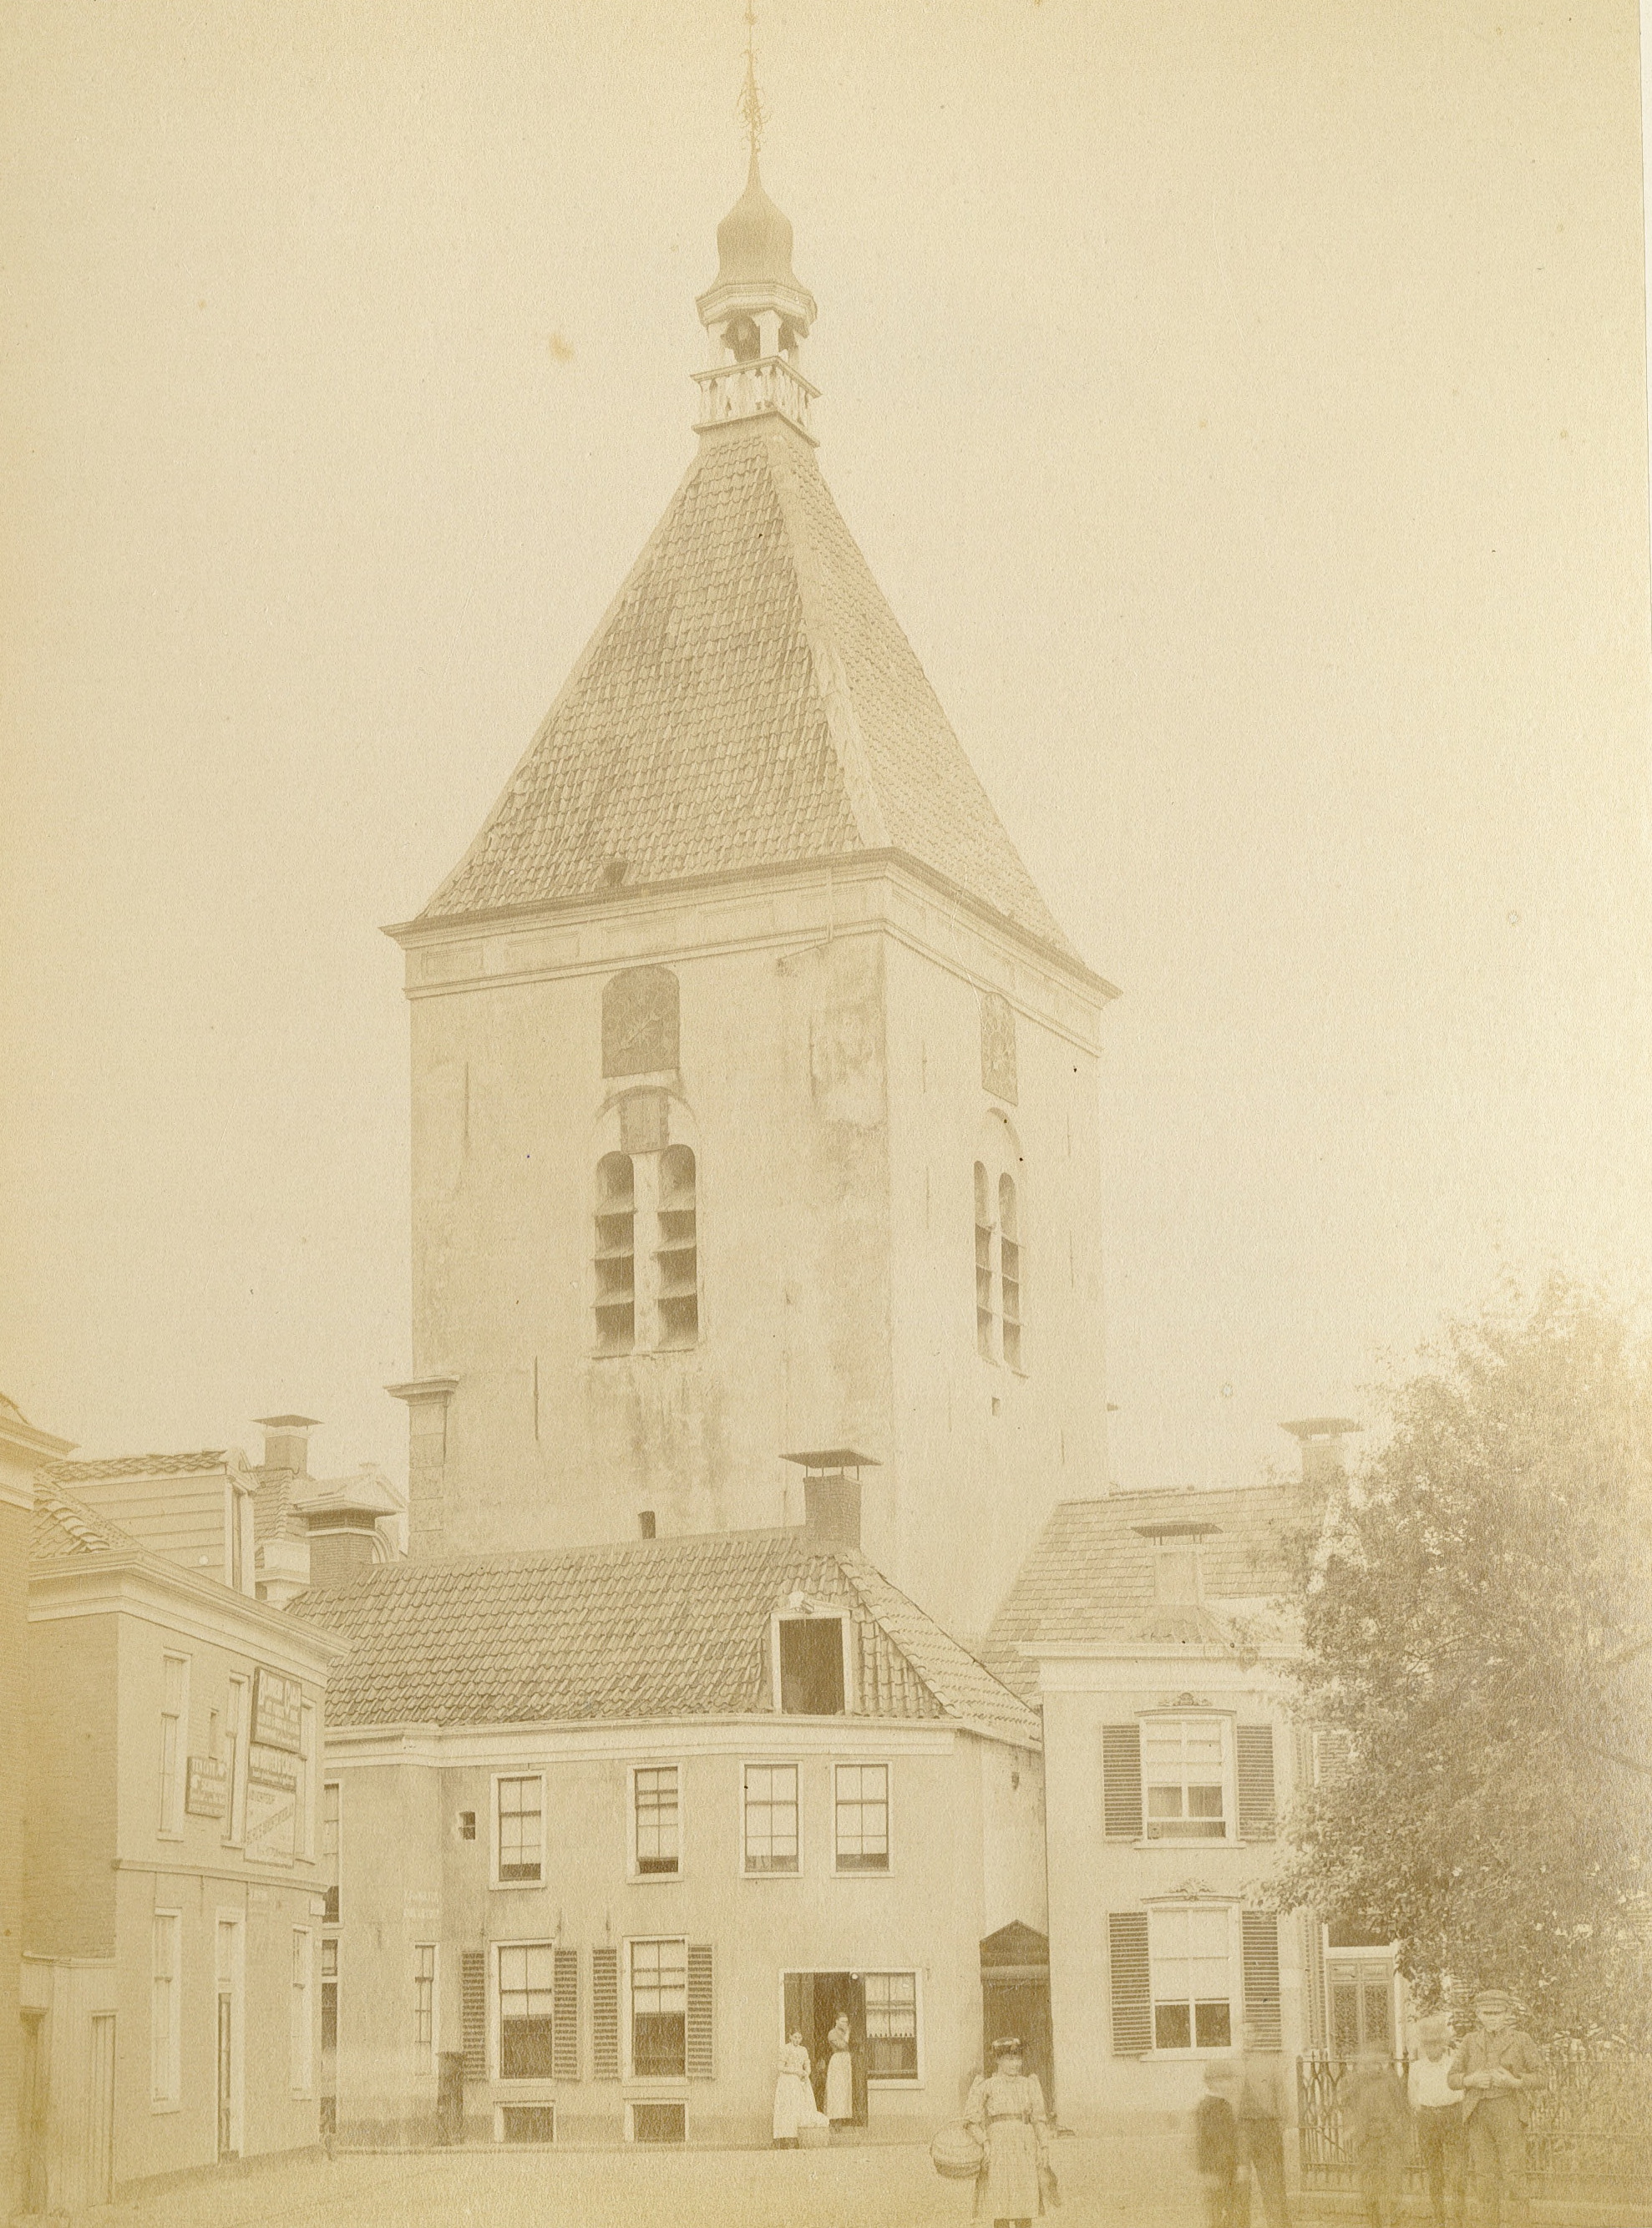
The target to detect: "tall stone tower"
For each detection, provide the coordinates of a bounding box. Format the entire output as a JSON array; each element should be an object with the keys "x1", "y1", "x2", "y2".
[{"x1": 388, "y1": 149, "x2": 1117, "y2": 1638}]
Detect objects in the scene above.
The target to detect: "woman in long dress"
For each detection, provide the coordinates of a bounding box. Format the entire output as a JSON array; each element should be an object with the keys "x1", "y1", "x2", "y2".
[
  {"x1": 824, "y1": 2014, "x2": 855, "y2": 2126},
  {"x1": 963, "y1": 2038, "x2": 1052, "y2": 2226},
  {"x1": 773, "y1": 2032, "x2": 813, "y2": 2147}
]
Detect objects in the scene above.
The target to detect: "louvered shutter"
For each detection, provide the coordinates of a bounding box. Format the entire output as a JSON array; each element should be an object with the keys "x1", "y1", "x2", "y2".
[
  {"x1": 1300, "y1": 1911, "x2": 1328, "y2": 2052},
  {"x1": 553, "y1": 1948, "x2": 580, "y2": 2082},
  {"x1": 1102, "y1": 1725, "x2": 1143, "y2": 1839},
  {"x1": 1290, "y1": 1724, "x2": 1315, "y2": 1802},
  {"x1": 1236, "y1": 1724, "x2": 1277, "y2": 1839},
  {"x1": 1241, "y1": 1912, "x2": 1283, "y2": 2050},
  {"x1": 461, "y1": 1950, "x2": 487, "y2": 2079},
  {"x1": 591, "y1": 1946, "x2": 621, "y2": 2081},
  {"x1": 1107, "y1": 1912, "x2": 1152, "y2": 2056},
  {"x1": 686, "y1": 1943, "x2": 715, "y2": 2079}
]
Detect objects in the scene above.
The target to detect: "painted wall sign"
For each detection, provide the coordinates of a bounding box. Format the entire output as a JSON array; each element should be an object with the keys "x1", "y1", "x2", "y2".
[
  {"x1": 185, "y1": 1755, "x2": 228, "y2": 1819},
  {"x1": 244, "y1": 1744, "x2": 299, "y2": 1864},
  {"x1": 251, "y1": 1665, "x2": 304, "y2": 1753}
]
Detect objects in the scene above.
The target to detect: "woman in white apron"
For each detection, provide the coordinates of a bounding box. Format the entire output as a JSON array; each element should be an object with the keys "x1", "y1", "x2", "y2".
[
  {"x1": 772, "y1": 2031, "x2": 814, "y2": 2146},
  {"x1": 964, "y1": 2038, "x2": 1052, "y2": 2225},
  {"x1": 824, "y1": 2014, "x2": 855, "y2": 2126}
]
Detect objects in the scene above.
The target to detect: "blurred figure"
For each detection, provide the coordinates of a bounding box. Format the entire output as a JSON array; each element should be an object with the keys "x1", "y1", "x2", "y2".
[
  {"x1": 1340, "y1": 2043, "x2": 1411, "y2": 2228},
  {"x1": 1448, "y1": 1990, "x2": 1543, "y2": 2228},
  {"x1": 1236, "y1": 2020, "x2": 1292, "y2": 2228},
  {"x1": 1194, "y1": 2061, "x2": 1249, "y2": 2228},
  {"x1": 772, "y1": 2029, "x2": 813, "y2": 2148},
  {"x1": 1409, "y1": 2013, "x2": 1466, "y2": 2228}
]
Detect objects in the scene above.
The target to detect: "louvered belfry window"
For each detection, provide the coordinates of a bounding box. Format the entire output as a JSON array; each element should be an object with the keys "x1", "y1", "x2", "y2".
[
  {"x1": 594, "y1": 1152, "x2": 637, "y2": 1354},
  {"x1": 655, "y1": 1147, "x2": 698, "y2": 1349},
  {"x1": 999, "y1": 1175, "x2": 1022, "y2": 1370},
  {"x1": 975, "y1": 1163, "x2": 995, "y2": 1357}
]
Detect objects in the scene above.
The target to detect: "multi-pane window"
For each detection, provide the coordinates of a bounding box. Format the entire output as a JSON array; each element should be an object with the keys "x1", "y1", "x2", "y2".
[
  {"x1": 1150, "y1": 1905, "x2": 1234, "y2": 2050},
  {"x1": 634, "y1": 1767, "x2": 680, "y2": 1876},
  {"x1": 630, "y1": 1940, "x2": 687, "y2": 2077},
  {"x1": 594, "y1": 1152, "x2": 637, "y2": 1354},
  {"x1": 972, "y1": 1161, "x2": 1026, "y2": 1368},
  {"x1": 322, "y1": 1781, "x2": 341, "y2": 1920},
  {"x1": 497, "y1": 1775, "x2": 544, "y2": 1884},
  {"x1": 159, "y1": 1655, "x2": 187, "y2": 1836},
  {"x1": 743, "y1": 1765, "x2": 799, "y2": 1874},
  {"x1": 224, "y1": 1676, "x2": 248, "y2": 1846},
  {"x1": 291, "y1": 1930, "x2": 313, "y2": 2092},
  {"x1": 864, "y1": 1972, "x2": 919, "y2": 2080},
  {"x1": 834, "y1": 1764, "x2": 889, "y2": 1871},
  {"x1": 321, "y1": 1939, "x2": 339, "y2": 2057},
  {"x1": 656, "y1": 1147, "x2": 698, "y2": 1349},
  {"x1": 1144, "y1": 1719, "x2": 1227, "y2": 1841},
  {"x1": 413, "y1": 1946, "x2": 436, "y2": 2074},
  {"x1": 499, "y1": 1944, "x2": 555, "y2": 2079},
  {"x1": 150, "y1": 1912, "x2": 181, "y2": 2103}
]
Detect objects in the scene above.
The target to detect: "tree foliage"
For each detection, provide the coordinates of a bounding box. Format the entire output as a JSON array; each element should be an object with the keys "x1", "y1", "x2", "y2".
[{"x1": 1279, "y1": 1278, "x2": 1652, "y2": 2042}]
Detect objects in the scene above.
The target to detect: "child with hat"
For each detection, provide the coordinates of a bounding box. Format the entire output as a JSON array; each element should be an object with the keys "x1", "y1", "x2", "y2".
[
  {"x1": 1408, "y1": 2013, "x2": 1465, "y2": 2228},
  {"x1": 1447, "y1": 1991, "x2": 1543, "y2": 2228}
]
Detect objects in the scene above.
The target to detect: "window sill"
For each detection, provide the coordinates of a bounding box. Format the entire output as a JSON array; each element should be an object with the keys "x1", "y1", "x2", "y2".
[
  {"x1": 623, "y1": 2076, "x2": 689, "y2": 2096},
  {"x1": 490, "y1": 1878, "x2": 546, "y2": 1891},
  {"x1": 627, "y1": 1871, "x2": 684, "y2": 1886},
  {"x1": 832, "y1": 1864, "x2": 893, "y2": 1878},
  {"x1": 150, "y1": 2099, "x2": 182, "y2": 2115},
  {"x1": 742, "y1": 1867, "x2": 802, "y2": 1881}
]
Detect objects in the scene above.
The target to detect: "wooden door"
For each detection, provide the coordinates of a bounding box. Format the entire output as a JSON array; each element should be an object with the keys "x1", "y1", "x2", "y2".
[
  {"x1": 982, "y1": 1976, "x2": 1057, "y2": 2114},
  {"x1": 88, "y1": 2015, "x2": 115, "y2": 2203}
]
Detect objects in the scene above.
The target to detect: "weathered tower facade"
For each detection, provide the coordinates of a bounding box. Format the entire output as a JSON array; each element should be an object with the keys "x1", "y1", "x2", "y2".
[{"x1": 388, "y1": 154, "x2": 1115, "y2": 1638}]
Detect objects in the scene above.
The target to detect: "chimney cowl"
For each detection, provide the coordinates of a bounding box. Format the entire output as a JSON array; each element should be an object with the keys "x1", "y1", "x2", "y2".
[
  {"x1": 1280, "y1": 1416, "x2": 1361, "y2": 1489},
  {"x1": 256, "y1": 1414, "x2": 322, "y2": 1476}
]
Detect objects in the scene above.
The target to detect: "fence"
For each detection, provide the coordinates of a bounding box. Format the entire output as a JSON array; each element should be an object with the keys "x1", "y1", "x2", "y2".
[{"x1": 1297, "y1": 2048, "x2": 1652, "y2": 2198}]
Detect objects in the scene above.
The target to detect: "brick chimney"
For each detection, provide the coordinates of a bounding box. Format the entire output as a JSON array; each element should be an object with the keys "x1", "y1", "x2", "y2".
[
  {"x1": 782, "y1": 1449, "x2": 880, "y2": 1550},
  {"x1": 1280, "y1": 1417, "x2": 1361, "y2": 1489},
  {"x1": 256, "y1": 1414, "x2": 320, "y2": 1476}
]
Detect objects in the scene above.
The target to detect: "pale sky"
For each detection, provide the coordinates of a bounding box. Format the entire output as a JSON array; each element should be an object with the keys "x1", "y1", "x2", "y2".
[{"x1": 3, "y1": 0, "x2": 1649, "y2": 1499}]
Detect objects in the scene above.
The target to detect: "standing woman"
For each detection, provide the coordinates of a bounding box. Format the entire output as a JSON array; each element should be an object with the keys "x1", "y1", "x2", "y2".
[
  {"x1": 964, "y1": 2038, "x2": 1052, "y2": 2226},
  {"x1": 824, "y1": 2013, "x2": 855, "y2": 2129},
  {"x1": 773, "y1": 2031, "x2": 813, "y2": 2148}
]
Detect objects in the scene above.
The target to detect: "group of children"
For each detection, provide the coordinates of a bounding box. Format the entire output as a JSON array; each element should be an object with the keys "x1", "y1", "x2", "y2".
[{"x1": 1193, "y1": 1991, "x2": 1542, "y2": 2228}]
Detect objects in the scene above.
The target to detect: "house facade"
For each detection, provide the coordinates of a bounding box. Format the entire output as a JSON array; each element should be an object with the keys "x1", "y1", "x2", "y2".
[
  {"x1": 986, "y1": 1478, "x2": 1328, "y2": 2139},
  {"x1": 297, "y1": 1525, "x2": 1046, "y2": 2148},
  {"x1": 22, "y1": 1475, "x2": 346, "y2": 2210}
]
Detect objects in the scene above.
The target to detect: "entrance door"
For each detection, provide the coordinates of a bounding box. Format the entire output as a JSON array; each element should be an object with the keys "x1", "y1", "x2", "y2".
[
  {"x1": 217, "y1": 1994, "x2": 234, "y2": 2160},
  {"x1": 20, "y1": 2010, "x2": 48, "y2": 2214},
  {"x1": 979, "y1": 1922, "x2": 1056, "y2": 2114},
  {"x1": 783, "y1": 1972, "x2": 869, "y2": 2125},
  {"x1": 89, "y1": 2015, "x2": 115, "y2": 2203},
  {"x1": 1328, "y1": 1955, "x2": 1395, "y2": 2059}
]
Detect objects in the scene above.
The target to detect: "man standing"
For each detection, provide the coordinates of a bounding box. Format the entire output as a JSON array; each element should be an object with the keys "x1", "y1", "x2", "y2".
[
  {"x1": 1235, "y1": 2022, "x2": 1292, "y2": 2228},
  {"x1": 1408, "y1": 2013, "x2": 1466, "y2": 2228},
  {"x1": 1448, "y1": 1990, "x2": 1543, "y2": 2228}
]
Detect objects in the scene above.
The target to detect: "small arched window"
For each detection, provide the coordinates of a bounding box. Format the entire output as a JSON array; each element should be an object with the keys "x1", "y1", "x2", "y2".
[
  {"x1": 999, "y1": 1175, "x2": 1022, "y2": 1371},
  {"x1": 656, "y1": 1145, "x2": 699, "y2": 1349},
  {"x1": 594, "y1": 1152, "x2": 636, "y2": 1354}
]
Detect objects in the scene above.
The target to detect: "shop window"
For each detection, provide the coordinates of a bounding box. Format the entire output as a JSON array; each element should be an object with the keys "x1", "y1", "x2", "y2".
[{"x1": 864, "y1": 1972, "x2": 919, "y2": 2080}]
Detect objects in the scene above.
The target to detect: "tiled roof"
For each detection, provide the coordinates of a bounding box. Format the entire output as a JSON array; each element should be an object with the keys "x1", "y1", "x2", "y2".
[
  {"x1": 43, "y1": 1451, "x2": 229, "y2": 1483},
  {"x1": 420, "y1": 418, "x2": 1077, "y2": 960},
  {"x1": 294, "y1": 1527, "x2": 1039, "y2": 1748},
  {"x1": 31, "y1": 1481, "x2": 147, "y2": 1561},
  {"x1": 982, "y1": 1486, "x2": 1305, "y2": 1699}
]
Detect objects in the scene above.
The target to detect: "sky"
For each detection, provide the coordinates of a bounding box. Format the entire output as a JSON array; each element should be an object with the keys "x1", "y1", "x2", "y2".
[{"x1": 3, "y1": 0, "x2": 1649, "y2": 1497}]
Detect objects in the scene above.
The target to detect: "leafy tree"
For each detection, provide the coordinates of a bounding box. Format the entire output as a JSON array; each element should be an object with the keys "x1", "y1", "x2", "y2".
[{"x1": 1278, "y1": 1277, "x2": 1652, "y2": 2042}]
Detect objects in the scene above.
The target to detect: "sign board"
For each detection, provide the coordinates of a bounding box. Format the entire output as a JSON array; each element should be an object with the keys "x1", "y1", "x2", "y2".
[
  {"x1": 244, "y1": 1744, "x2": 299, "y2": 1864},
  {"x1": 251, "y1": 1666, "x2": 304, "y2": 1754},
  {"x1": 185, "y1": 1755, "x2": 228, "y2": 1820}
]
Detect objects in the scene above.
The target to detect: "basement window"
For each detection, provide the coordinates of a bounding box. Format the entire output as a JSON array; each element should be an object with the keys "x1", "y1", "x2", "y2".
[{"x1": 778, "y1": 1617, "x2": 846, "y2": 1716}]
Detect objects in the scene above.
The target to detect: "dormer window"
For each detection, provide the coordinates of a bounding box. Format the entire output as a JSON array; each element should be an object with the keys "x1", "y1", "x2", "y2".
[
  {"x1": 1133, "y1": 1519, "x2": 1219, "y2": 1606},
  {"x1": 777, "y1": 1615, "x2": 846, "y2": 1715}
]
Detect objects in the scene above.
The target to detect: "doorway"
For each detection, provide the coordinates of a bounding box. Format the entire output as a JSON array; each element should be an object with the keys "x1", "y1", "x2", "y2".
[
  {"x1": 979, "y1": 1922, "x2": 1056, "y2": 2114},
  {"x1": 89, "y1": 2015, "x2": 115, "y2": 2203},
  {"x1": 782, "y1": 1973, "x2": 869, "y2": 2125},
  {"x1": 215, "y1": 1914, "x2": 242, "y2": 2160}
]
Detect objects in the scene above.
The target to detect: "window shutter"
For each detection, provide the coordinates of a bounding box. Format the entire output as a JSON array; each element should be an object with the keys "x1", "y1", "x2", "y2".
[
  {"x1": 1107, "y1": 1912, "x2": 1152, "y2": 2056},
  {"x1": 461, "y1": 1950, "x2": 487, "y2": 2079},
  {"x1": 1242, "y1": 1912, "x2": 1283, "y2": 2050},
  {"x1": 591, "y1": 1947, "x2": 621, "y2": 2081},
  {"x1": 1300, "y1": 1911, "x2": 1327, "y2": 2052},
  {"x1": 1236, "y1": 1724, "x2": 1277, "y2": 1839},
  {"x1": 553, "y1": 1948, "x2": 580, "y2": 2082},
  {"x1": 1102, "y1": 1725, "x2": 1143, "y2": 1839},
  {"x1": 1290, "y1": 1724, "x2": 1315, "y2": 1800},
  {"x1": 686, "y1": 1943, "x2": 715, "y2": 2079}
]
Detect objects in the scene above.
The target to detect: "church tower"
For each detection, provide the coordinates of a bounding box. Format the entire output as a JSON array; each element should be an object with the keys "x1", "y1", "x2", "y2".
[{"x1": 387, "y1": 133, "x2": 1117, "y2": 1639}]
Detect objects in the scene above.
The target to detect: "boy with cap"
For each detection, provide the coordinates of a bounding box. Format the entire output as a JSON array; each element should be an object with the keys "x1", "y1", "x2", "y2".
[
  {"x1": 1408, "y1": 2013, "x2": 1465, "y2": 2228},
  {"x1": 1447, "y1": 1991, "x2": 1543, "y2": 2228}
]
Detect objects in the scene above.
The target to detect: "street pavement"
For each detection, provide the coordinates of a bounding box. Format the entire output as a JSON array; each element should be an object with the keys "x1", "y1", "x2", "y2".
[{"x1": 84, "y1": 2137, "x2": 1209, "y2": 2228}]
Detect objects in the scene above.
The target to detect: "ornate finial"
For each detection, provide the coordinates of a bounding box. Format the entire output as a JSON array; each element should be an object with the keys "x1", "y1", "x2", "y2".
[{"x1": 737, "y1": 0, "x2": 766, "y2": 170}]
